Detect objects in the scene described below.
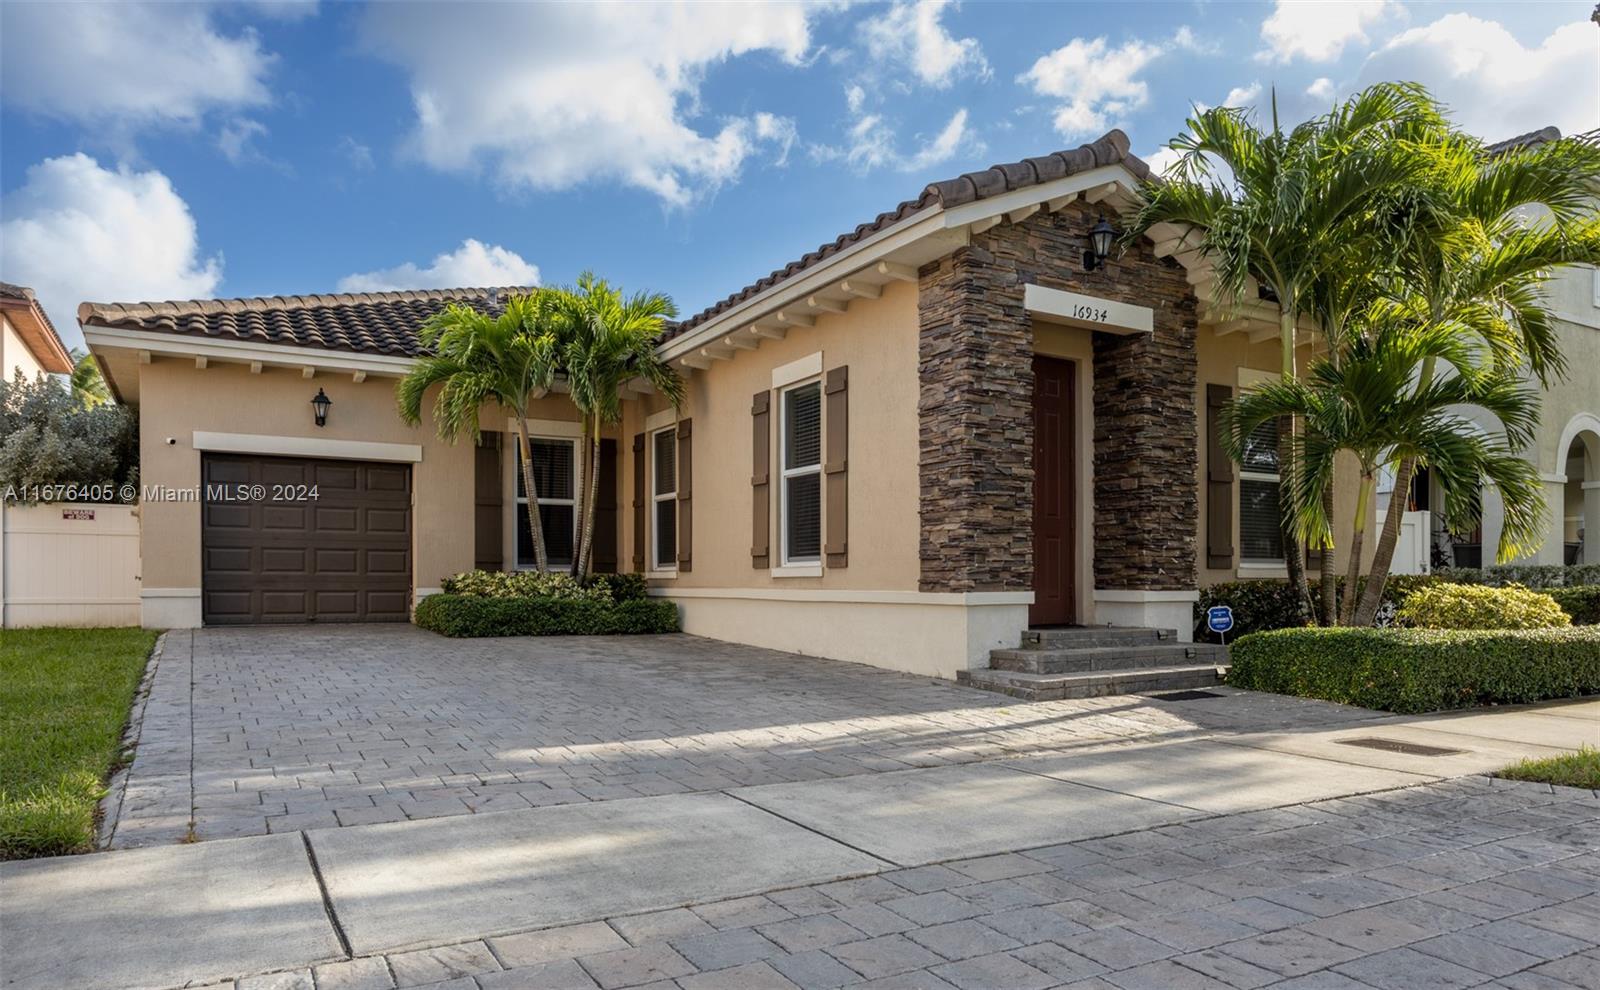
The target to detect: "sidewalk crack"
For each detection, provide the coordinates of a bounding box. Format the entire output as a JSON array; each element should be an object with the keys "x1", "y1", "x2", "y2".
[{"x1": 301, "y1": 831, "x2": 354, "y2": 958}]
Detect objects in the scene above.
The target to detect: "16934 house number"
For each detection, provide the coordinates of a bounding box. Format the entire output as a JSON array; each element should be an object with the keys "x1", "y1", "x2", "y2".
[{"x1": 1072, "y1": 303, "x2": 1110, "y2": 323}]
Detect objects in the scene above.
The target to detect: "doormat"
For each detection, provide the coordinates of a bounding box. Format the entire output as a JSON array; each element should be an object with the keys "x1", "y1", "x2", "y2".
[
  {"x1": 1149, "y1": 690, "x2": 1225, "y2": 701},
  {"x1": 1335, "y1": 737, "x2": 1465, "y2": 757}
]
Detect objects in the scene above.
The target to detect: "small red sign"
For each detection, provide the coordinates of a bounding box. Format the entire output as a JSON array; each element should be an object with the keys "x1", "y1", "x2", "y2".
[{"x1": 61, "y1": 508, "x2": 96, "y2": 521}]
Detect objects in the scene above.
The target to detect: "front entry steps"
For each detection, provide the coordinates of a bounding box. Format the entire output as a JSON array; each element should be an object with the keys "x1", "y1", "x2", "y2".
[{"x1": 957, "y1": 626, "x2": 1229, "y2": 701}]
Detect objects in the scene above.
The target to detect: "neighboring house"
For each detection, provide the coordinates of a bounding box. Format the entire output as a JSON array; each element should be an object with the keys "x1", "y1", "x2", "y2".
[
  {"x1": 1, "y1": 281, "x2": 72, "y2": 381},
  {"x1": 82, "y1": 129, "x2": 1377, "y2": 678},
  {"x1": 1382, "y1": 127, "x2": 1600, "y2": 572}
]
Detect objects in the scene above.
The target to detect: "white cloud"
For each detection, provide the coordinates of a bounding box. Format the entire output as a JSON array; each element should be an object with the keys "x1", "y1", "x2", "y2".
[
  {"x1": 1019, "y1": 33, "x2": 1175, "y2": 138},
  {"x1": 0, "y1": 2, "x2": 275, "y2": 135},
  {"x1": 337, "y1": 240, "x2": 542, "y2": 294},
  {"x1": 1356, "y1": 14, "x2": 1599, "y2": 142},
  {"x1": 816, "y1": 104, "x2": 979, "y2": 173},
  {"x1": 862, "y1": 1, "x2": 988, "y2": 88},
  {"x1": 1142, "y1": 146, "x2": 1185, "y2": 178},
  {"x1": 338, "y1": 137, "x2": 375, "y2": 172},
  {"x1": 903, "y1": 109, "x2": 973, "y2": 170},
  {"x1": 0, "y1": 155, "x2": 223, "y2": 347},
  {"x1": 1223, "y1": 82, "x2": 1263, "y2": 109},
  {"x1": 1306, "y1": 77, "x2": 1336, "y2": 100},
  {"x1": 359, "y1": 3, "x2": 815, "y2": 207},
  {"x1": 218, "y1": 118, "x2": 270, "y2": 165},
  {"x1": 1257, "y1": 0, "x2": 1397, "y2": 64}
]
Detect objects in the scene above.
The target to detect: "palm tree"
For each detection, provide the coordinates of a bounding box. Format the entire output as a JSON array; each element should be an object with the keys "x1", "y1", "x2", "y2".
[
  {"x1": 69, "y1": 349, "x2": 109, "y2": 407},
  {"x1": 1127, "y1": 83, "x2": 1444, "y2": 621},
  {"x1": 1352, "y1": 133, "x2": 1600, "y2": 625},
  {"x1": 557, "y1": 273, "x2": 684, "y2": 577},
  {"x1": 397, "y1": 292, "x2": 563, "y2": 572},
  {"x1": 1226, "y1": 308, "x2": 1546, "y2": 625}
]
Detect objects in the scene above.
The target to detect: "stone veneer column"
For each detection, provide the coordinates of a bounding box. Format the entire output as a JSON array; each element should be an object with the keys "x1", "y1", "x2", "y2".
[{"x1": 917, "y1": 203, "x2": 1199, "y2": 605}]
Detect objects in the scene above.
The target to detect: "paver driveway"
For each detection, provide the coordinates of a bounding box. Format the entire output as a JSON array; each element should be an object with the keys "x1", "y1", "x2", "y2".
[{"x1": 106, "y1": 626, "x2": 1378, "y2": 847}]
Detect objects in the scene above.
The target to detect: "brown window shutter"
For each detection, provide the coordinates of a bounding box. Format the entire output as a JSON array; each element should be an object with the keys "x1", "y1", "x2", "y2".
[
  {"x1": 474, "y1": 431, "x2": 503, "y2": 571},
  {"x1": 676, "y1": 419, "x2": 693, "y2": 573},
  {"x1": 632, "y1": 432, "x2": 646, "y2": 571},
  {"x1": 824, "y1": 366, "x2": 848, "y2": 568},
  {"x1": 594, "y1": 438, "x2": 619, "y2": 573},
  {"x1": 751, "y1": 390, "x2": 771, "y2": 568},
  {"x1": 1205, "y1": 384, "x2": 1235, "y2": 570}
]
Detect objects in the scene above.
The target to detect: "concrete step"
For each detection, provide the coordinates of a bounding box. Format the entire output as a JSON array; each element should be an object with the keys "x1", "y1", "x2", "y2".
[
  {"x1": 1021, "y1": 627, "x2": 1180, "y2": 649},
  {"x1": 990, "y1": 642, "x2": 1230, "y2": 674},
  {"x1": 957, "y1": 664, "x2": 1228, "y2": 702}
]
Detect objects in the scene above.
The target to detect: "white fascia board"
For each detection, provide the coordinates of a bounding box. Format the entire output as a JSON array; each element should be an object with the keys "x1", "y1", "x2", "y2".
[
  {"x1": 82, "y1": 325, "x2": 417, "y2": 377},
  {"x1": 657, "y1": 209, "x2": 947, "y2": 361}
]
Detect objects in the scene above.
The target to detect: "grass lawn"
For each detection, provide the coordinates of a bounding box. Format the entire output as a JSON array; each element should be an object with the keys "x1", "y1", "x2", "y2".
[
  {"x1": 0, "y1": 627, "x2": 158, "y2": 859},
  {"x1": 1495, "y1": 746, "x2": 1600, "y2": 791}
]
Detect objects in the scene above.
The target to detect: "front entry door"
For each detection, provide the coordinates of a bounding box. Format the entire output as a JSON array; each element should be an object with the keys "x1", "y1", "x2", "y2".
[{"x1": 1031, "y1": 356, "x2": 1077, "y2": 626}]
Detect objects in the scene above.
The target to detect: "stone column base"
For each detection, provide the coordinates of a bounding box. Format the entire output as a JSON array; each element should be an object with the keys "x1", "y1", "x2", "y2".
[{"x1": 1092, "y1": 589, "x2": 1200, "y2": 642}]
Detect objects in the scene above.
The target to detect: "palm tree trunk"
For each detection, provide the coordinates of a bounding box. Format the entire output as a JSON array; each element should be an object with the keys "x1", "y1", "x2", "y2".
[
  {"x1": 1319, "y1": 480, "x2": 1337, "y2": 626},
  {"x1": 570, "y1": 421, "x2": 588, "y2": 577},
  {"x1": 515, "y1": 421, "x2": 549, "y2": 572},
  {"x1": 1278, "y1": 308, "x2": 1313, "y2": 621},
  {"x1": 578, "y1": 413, "x2": 602, "y2": 577},
  {"x1": 1339, "y1": 472, "x2": 1375, "y2": 626},
  {"x1": 1353, "y1": 456, "x2": 1412, "y2": 626}
]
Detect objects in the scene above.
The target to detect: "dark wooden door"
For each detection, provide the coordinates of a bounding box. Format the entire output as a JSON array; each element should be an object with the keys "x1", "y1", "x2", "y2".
[
  {"x1": 1031, "y1": 356, "x2": 1077, "y2": 626},
  {"x1": 201, "y1": 453, "x2": 412, "y2": 624}
]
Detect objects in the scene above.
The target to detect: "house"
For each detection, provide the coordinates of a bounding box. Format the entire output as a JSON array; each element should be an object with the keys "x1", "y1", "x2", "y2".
[
  {"x1": 81, "y1": 129, "x2": 1379, "y2": 682},
  {"x1": 1381, "y1": 126, "x2": 1600, "y2": 573},
  {"x1": 1, "y1": 282, "x2": 72, "y2": 381}
]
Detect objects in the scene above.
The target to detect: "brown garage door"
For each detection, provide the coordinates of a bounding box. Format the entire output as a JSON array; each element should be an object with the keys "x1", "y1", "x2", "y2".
[{"x1": 201, "y1": 453, "x2": 412, "y2": 624}]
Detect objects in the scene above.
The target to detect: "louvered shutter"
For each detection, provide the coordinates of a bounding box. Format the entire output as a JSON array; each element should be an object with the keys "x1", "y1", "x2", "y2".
[
  {"x1": 751, "y1": 391, "x2": 771, "y2": 568},
  {"x1": 474, "y1": 431, "x2": 503, "y2": 571},
  {"x1": 631, "y1": 432, "x2": 646, "y2": 571},
  {"x1": 595, "y1": 438, "x2": 618, "y2": 573},
  {"x1": 676, "y1": 419, "x2": 693, "y2": 573},
  {"x1": 824, "y1": 366, "x2": 848, "y2": 568},
  {"x1": 1206, "y1": 384, "x2": 1235, "y2": 569}
]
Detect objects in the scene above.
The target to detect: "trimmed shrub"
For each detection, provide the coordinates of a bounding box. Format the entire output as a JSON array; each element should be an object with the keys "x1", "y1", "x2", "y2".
[
  {"x1": 1548, "y1": 585, "x2": 1600, "y2": 625},
  {"x1": 1194, "y1": 574, "x2": 1441, "y2": 637},
  {"x1": 439, "y1": 570, "x2": 612, "y2": 601},
  {"x1": 585, "y1": 572, "x2": 649, "y2": 602},
  {"x1": 1397, "y1": 583, "x2": 1569, "y2": 630},
  {"x1": 1227, "y1": 626, "x2": 1600, "y2": 713},
  {"x1": 414, "y1": 594, "x2": 679, "y2": 637},
  {"x1": 1434, "y1": 563, "x2": 1600, "y2": 588}
]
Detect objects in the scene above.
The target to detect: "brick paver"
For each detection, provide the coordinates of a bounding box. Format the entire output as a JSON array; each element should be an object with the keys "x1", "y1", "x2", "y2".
[
  {"x1": 108, "y1": 626, "x2": 1374, "y2": 846},
  {"x1": 209, "y1": 776, "x2": 1599, "y2": 990}
]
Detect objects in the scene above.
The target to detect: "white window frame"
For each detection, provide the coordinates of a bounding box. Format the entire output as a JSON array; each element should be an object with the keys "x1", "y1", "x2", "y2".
[
  {"x1": 778, "y1": 377, "x2": 824, "y2": 571},
  {"x1": 1236, "y1": 369, "x2": 1285, "y2": 572},
  {"x1": 651, "y1": 425, "x2": 678, "y2": 574},
  {"x1": 515, "y1": 435, "x2": 580, "y2": 571}
]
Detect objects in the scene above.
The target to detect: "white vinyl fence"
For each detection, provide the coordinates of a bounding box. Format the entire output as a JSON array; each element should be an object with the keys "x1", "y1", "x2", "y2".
[{"x1": 0, "y1": 502, "x2": 140, "y2": 627}]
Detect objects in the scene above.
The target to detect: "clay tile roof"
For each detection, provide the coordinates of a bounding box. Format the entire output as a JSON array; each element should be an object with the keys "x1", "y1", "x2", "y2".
[
  {"x1": 0, "y1": 280, "x2": 72, "y2": 373},
  {"x1": 660, "y1": 128, "x2": 1142, "y2": 342},
  {"x1": 1486, "y1": 125, "x2": 1562, "y2": 155},
  {"x1": 77, "y1": 286, "x2": 534, "y2": 357}
]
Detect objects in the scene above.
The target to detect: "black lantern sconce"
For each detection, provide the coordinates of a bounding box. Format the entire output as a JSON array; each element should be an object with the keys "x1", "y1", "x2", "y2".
[
  {"x1": 310, "y1": 388, "x2": 332, "y2": 427},
  {"x1": 1083, "y1": 214, "x2": 1117, "y2": 271}
]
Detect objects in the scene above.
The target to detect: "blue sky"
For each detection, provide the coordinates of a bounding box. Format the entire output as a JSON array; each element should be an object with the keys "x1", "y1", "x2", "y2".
[{"x1": 2, "y1": 1, "x2": 1595, "y2": 350}]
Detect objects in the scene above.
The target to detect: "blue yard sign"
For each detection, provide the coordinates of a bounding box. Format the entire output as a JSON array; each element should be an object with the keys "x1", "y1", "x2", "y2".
[{"x1": 1206, "y1": 605, "x2": 1234, "y2": 645}]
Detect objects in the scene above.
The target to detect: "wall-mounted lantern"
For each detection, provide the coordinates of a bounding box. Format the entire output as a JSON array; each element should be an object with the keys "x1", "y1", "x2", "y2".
[
  {"x1": 1083, "y1": 214, "x2": 1117, "y2": 272},
  {"x1": 310, "y1": 388, "x2": 332, "y2": 427}
]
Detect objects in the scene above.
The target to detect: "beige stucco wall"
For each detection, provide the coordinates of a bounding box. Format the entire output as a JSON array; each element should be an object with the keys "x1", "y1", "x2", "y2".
[
  {"x1": 623, "y1": 279, "x2": 922, "y2": 592},
  {"x1": 133, "y1": 359, "x2": 583, "y2": 604},
  {"x1": 2, "y1": 315, "x2": 48, "y2": 382},
  {"x1": 1194, "y1": 326, "x2": 1376, "y2": 588}
]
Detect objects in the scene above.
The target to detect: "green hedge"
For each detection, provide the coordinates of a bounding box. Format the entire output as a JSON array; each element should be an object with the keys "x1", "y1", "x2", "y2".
[
  {"x1": 1227, "y1": 626, "x2": 1600, "y2": 713},
  {"x1": 1434, "y1": 563, "x2": 1600, "y2": 588},
  {"x1": 1548, "y1": 586, "x2": 1600, "y2": 625},
  {"x1": 437, "y1": 570, "x2": 647, "y2": 602},
  {"x1": 1194, "y1": 575, "x2": 1441, "y2": 637},
  {"x1": 1396, "y1": 583, "x2": 1570, "y2": 630},
  {"x1": 414, "y1": 594, "x2": 679, "y2": 637}
]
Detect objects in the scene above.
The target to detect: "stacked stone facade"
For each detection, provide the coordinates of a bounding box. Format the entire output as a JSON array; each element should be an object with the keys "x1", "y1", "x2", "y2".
[{"x1": 917, "y1": 201, "x2": 1199, "y2": 593}]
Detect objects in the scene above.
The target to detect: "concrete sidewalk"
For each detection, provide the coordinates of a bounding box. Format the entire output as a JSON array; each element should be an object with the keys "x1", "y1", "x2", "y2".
[{"x1": 3, "y1": 698, "x2": 1595, "y2": 990}]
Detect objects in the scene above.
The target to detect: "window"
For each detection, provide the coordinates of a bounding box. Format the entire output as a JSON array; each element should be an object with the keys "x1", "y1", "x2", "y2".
[
  {"x1": 1239, "y1": 418, "x2": 1283, "y2": 562},
  {"x1": 780, "y1": 380, "x2": 823, "y2": 565},
  {"x1": 652, "y1": 428, "x2": 677, "y2": 571},
  {"x1": 517, "y1": 438, "x2": 577, "y2": 568}
]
